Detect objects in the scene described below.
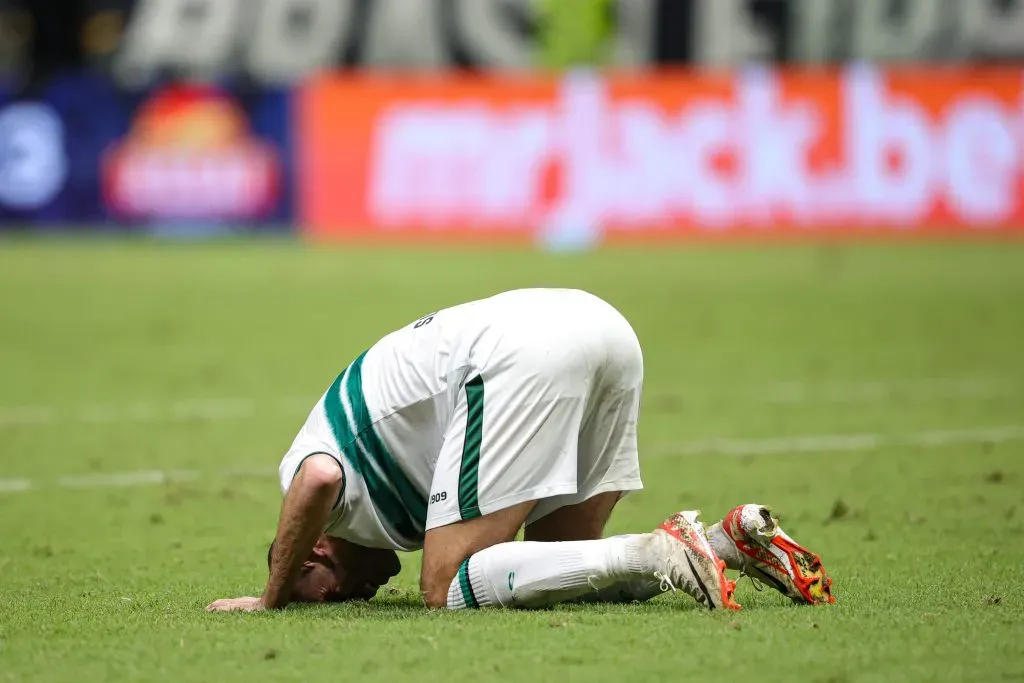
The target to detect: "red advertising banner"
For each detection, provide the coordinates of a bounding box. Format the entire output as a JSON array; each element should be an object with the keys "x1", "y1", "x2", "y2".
[{"x1": 299, "y1": 66, "x2": 1024, "y2": 243}]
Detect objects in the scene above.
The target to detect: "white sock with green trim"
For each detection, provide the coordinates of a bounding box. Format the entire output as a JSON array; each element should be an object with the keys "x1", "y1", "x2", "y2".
[
  {"x1": 578, "y1": 576, "x2": 665, "y2": 604},
  {"x1": 445, "y1": 534, "x2": 659, "y2": 609}
]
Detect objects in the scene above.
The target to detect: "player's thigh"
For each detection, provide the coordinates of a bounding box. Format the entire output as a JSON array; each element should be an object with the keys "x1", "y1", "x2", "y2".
[
  {"x1": 424, "y1": 358, "x2": 589, "y2": 533},
  {"x1": 420, "y1": 500, "x2": 535, "y2": 608},
  {"x1": 420, "y1": 354, "x2": 591, "y2": 607},
  {"x1": 570, "y1": 322, "x2": 644, "y2": 514},
  {"x1": 527, "y1": 382, "x2": 644, "y2": 529},
  {"x1": 523, "y1": 365, "x2": 641, "y2": 542},
  {"x1": 523, "y1": 490, "x2": 623, "y2": 542}
]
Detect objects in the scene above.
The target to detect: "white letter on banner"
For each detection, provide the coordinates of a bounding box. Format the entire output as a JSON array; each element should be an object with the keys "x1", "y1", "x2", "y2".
[
  {"x1": 410, "y1": 112, "x2": 480, "y2": 222},
  {"x1": 692, "y1": 0, "x2": 773, "y2": 67},
  {"x1": 736, "y1": 67, "x2": 818, "y2": 225},
  {"x1": 246, "y1": 0, "x2": 352, "y2": 85},
  {"x1": 943, "y1": 99, "x2": 1018, "y2": 225},
  {"x1": 844, "y1": 65, "x2": 935, "y2": 223},
  {"x1": 478, "y1": 113, "x2": 550, "y2": 220},
  {"x1": 852, "y1": 0, "x2": 942, "y2": 61},
  {"x1": 360, "y1": 0, "x2": 448, "y2": 69},
  {"x1": 371, "y1": 108, "x2": 444, "y2": 224},
  {"x1": 0, "y1": 103, "x2": 68, "y2": 210},
  {"x1": 370, "y1": 108, "x2": 489, "y2": 224},
  {"x1": 114, "y1": 0, "x2": 243, "y2": 86},
  {"x1": 677, "y1": 104, "x2": 736, "y2": 228},
  {"x1": 613, "y1": 104, "x2": 674, "y2": 224},
  {"x1": 451, "y1": 0, "x2": 533, "y2": 69},
  {"x1": 543, "y1": 73, "x2": 612, "y2": 239}
]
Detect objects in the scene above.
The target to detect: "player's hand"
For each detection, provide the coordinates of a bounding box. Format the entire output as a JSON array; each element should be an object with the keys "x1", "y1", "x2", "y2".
[{"x1": 205, "y1": 596, "x2": 267, "y2": 613}]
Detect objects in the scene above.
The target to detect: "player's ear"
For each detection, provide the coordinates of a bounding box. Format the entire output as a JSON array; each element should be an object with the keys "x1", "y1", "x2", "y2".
[{"x1": 310, "y1": 535, "x2": 333, "y2": 560}]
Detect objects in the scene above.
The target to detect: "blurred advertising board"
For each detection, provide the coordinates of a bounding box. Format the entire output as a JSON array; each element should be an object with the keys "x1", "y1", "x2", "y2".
[
  {"x1": 298, "y1": 66, "x2": 1024, "y2": 244},
  {"x1": 101, "y1": 84, "x2": 289, "y2": 228},
  {"x1": 0, "y1": 73, "x2": 294, "y2": 232}
]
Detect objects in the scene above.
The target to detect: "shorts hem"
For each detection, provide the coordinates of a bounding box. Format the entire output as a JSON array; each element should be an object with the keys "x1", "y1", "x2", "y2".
[
  {"x1": 426, "y1": 483, "x2": 579, "y2": 531},
  {"x1": 528, "y1": 478, "x2": 645, "y2": 523}
]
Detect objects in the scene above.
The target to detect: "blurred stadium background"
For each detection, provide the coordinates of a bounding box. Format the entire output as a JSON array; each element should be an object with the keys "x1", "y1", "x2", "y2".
[
  {"x1": 2, "y1": 2, "x2": 1024, "y2": 682},
  {"x1": 4, "y1": 0, "x2": 1024, "y2": 240}
]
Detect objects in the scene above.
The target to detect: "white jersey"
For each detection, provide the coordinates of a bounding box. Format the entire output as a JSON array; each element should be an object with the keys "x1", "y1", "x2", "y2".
[{"x1": 280, "y1": 288, "x2": 645, "y2": 551}]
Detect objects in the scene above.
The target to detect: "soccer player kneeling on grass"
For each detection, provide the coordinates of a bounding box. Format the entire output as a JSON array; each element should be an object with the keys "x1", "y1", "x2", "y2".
[{"x1": 207, "y1": 289, "x2": 834, "y2": 613}]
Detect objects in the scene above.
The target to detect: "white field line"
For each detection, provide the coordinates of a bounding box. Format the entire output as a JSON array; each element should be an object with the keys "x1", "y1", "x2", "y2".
[
  {"x1": 0, "y1": 467, "x2": 276, "y2": 494},
  {"x1": 56, "y1": 469, "x2": 199, "y2": 489},
  {"x1": 0, "y1": 408, "x2": 57, "y2": 428},
  {"x1": 1, "y1": 425, "x2": 1022, "y2": 496},
  {"x1": 0, "y1": 378, "x2": 1019, "y2": 430},
  {"x1": 74, "y1": 399, "x2": 258, "y2": 424},
  {"x1": 742, "y1": 377, "x2": 1018, "y2": 404},
  {"x1": 0, "y1": 397, "x2": 309, "y2": 428},
  {"x1": 653, "y1": 425, "x2": 1024, "y2": 458},
  {"x1": 0, "y1": 478, "x2": 32, "y2": 493}
]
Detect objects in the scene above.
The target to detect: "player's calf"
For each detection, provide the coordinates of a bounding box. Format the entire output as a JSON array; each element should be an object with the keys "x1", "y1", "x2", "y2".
[
  {"x1": 440, "y1": 508, "x2": 739, "y2": 610},
  {"x1": 523, "y1": 492, "x2": 622, "y2": 542},
  {"x1": 421, "y1": 501, "x2": 535, "y2": 608}
]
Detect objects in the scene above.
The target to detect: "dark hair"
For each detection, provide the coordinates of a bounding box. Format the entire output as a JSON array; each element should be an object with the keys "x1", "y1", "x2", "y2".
[{"x1": 267, "y1": 539, "x2": 276, "y2": 569}]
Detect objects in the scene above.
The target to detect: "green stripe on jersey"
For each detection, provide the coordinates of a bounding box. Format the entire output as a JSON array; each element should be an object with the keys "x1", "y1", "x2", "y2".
[
  {"x1": 457, "y1": 558, "x2": 479, "y2": 608},
  {"x1": 458, "y1": 375, "x2": 485, "y2": 520},
  {"x1": 322, "y1": 351, "x2": 426, "y2": 542},
  {"x1": 343, "y1": 352, "x2": 428, "y2": 526}
]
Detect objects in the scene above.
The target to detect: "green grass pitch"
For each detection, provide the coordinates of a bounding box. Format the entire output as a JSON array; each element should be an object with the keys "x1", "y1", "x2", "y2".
[{"x1": 1, "y1": 239, "x2": 1023, "y2": 682}]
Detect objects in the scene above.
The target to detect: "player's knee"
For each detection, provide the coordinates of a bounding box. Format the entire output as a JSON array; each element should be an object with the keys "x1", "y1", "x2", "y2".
[{"x1": 420, "y1": 567, "x2": 457, "y2": 609}]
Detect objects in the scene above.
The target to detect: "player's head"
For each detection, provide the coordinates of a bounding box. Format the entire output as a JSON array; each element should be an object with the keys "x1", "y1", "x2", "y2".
[{"x1": 267, "y1": 535, "x2": 400, "y2": 603}]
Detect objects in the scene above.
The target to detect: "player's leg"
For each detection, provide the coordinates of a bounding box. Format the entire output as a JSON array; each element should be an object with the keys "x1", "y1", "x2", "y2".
[
  {"x1": 420, "y1": 501, "x2": 535, "y2": 606},
  {"x1": 419, "y1": 363, "x2": 655, "y2": 609},
  {"x1": 422, "y1": 294, "x2": 737, "y2": 610},
  {"x1": 421, "y1": 435, "x2": 666, "y2": 610},
  {"x1": 523, "y1": 490, "x2": 621, "y2": 542},
  {"x1": 523, "y1": 491, "x2": 666, "y2": 605},
  {"x1": 421, "y1": 493, "x2": 674, "y2": 609},
  {"x1": 420, "y1": 307, "x2": 605, "y2": 607},
  {"x1": 520, "y1": 299, "x2": 668, "y2": 605},
  {"x1": 422, "y1": 478, "x2": 660, "y2": 611},
  {"x1": 428, "y1": 500, "x2": 738, "y2": 610}
]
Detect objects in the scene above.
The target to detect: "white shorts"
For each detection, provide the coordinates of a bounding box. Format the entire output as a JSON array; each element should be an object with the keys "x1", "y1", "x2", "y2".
[{"x1": 425, "y1": 291, "x2": 644, "y2": 530}]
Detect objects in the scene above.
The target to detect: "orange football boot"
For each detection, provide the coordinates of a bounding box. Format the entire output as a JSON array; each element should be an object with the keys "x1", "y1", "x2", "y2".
[
  {"x1": 710, "y1": 504, "x2": 835, "y2": 605},
  {"x1": 650, "y1": 510, "x2": 742, "y2": 610}
]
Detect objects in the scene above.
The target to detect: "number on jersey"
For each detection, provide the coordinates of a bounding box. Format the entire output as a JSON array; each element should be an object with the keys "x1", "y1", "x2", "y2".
[{"x1": 413, "y1": 312, "x2": 437, "y2": 329}]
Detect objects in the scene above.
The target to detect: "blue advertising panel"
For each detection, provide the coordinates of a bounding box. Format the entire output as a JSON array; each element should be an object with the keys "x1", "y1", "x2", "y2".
[{"x1": 0, "y1": 71, "x2": 294, "y2": 232}]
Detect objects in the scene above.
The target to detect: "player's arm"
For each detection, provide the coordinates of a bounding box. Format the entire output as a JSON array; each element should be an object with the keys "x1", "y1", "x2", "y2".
[
  {"x1": 206, "y1": 454, "x2": 342, "y2": 612},
  {"x1": 263, "y1": 454, "x2": 342, "y2": 608}
]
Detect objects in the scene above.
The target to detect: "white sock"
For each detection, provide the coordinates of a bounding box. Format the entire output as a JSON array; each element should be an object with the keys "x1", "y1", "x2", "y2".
[
  {"x1": 706, "y1": 521, "x2": 744, "y2": 571},
  {"x1": 577, "y1": 577, "x2": 665, "y2": 604},
  {"x1": 573, "y1": 534, "x2": 666, "y2": 604},
  {"x1": 446, "y1": 534, "x2": 659, "y2": 609}
]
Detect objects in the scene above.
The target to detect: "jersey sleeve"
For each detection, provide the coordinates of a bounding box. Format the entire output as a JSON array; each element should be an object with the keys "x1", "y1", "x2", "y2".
[{"x1": 278, "y1": 402, "x2": 345, "y2": 498}]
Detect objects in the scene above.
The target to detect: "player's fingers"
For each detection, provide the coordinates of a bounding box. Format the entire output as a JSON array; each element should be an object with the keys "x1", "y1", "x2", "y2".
[{"x1": 205, "y1": 598, "x2": 252, "y2": 612}]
